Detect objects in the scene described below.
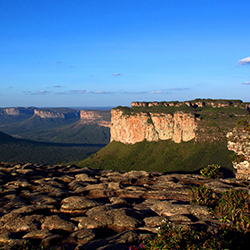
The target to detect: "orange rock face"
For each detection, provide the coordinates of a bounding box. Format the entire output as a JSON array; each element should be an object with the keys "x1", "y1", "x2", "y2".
[
  {"x1": 4, "y1": 108, "x2": 20, "y2": 115},
  {"x1": 34, "y1": 110, "x2": 65, "y2": 118},
  {"x1": 79, "y1": 110, "x2": 111, "y2": 127},
  {"x1": 111, "y1": 109, "x2": 197, "y2": 144}
]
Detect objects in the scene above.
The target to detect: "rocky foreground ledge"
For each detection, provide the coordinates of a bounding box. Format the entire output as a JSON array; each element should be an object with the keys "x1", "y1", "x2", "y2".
[{"x1": 0, "y1": 163, "x2": 249, "y2": 250}]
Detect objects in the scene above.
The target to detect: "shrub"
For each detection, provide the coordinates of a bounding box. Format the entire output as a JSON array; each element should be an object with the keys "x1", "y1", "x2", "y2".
[
  {"x1": 215, "y1": 189, "x2": 250, "y2": 231},
  {"x1": 141, "y1": 222, "x2": 223, "y2": 250},
  {"x1": 200, "y1": 164, "x2": 221, "y2": 179},
  {"x1": 189, "y1": 185, "x2": 218, "y2": 206}
]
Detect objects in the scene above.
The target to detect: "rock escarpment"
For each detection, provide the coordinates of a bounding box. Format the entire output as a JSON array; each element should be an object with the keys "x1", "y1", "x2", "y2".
[
  {"x1": 227, "y1": 117, "x2": 250, "y2": 179},
  {"x1": 79, "y1": 110, "x2": 111, "y2": 127},
  {"x1": 34, "y1": 109, "x2": 80, "y2": 119},
  {"x1": 0, "y1": 162, "x2": 249, "y2": 249},
  {"x1": 111, "y1": 109, "x2": 196, "y2": 144},
  {"x1": 131, "y1": 99, "x2": 250, "y2": 109}
]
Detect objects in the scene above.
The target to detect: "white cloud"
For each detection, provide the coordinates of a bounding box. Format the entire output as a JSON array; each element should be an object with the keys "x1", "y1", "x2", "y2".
[
  {"x1": 94, "y1": 90, "x2": 114, "y2": 94},
  {"x1": 122, "y1": 91, "x2": 148, "y2": 94},
  {"x1": 112, "y1": 73, "x2": 122, "y2": 76},
  {"x1": 23, "y1": 90, "x2": 52, "y2": 95},
  {"x1": 238, "y1": 57, "x2": 250, "y2": 65},
  {"x1": 152, "y1": 90, "x2": 170, "y2": 94},
  {"x1": 54, "y1": 85, "x2": 61, "y2": 88},
  {"x1": 242, "y1": 82, "x2": 250, "y2": 85},
  {"x1": 152, "y1": 88, "x2": 189, "y2": 94},
  {"x1": 69, "y1": 90, "x2": 114, "y2": 94}
]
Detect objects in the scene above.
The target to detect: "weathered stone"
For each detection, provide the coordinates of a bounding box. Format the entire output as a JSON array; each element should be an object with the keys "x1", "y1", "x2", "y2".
[
  {"x1": 109, "y1": 197, "x2": 128, "y2": 205},
  {"x1": 143, "y1": 216, "x2": 166, "y2": 227},
  {"x1": 0, "y1": 162, "x2": 250, "y2": 249},
  {"x1": 30, "y1": 195, "x2": 59, "y2": 205},
  {"x1": 75, "y1": 174, "x2": 98, "y2": 183},
  {"x1": 78, "y1": 217, "x2": 106, "y2": 229},
  {"x1": 67, "y1": 229, "x2": 96, "y2": 244},
  {"x1": 3, "y1": 214, "x2": 43, "y2": 233},
  {"x1": 61, "y1": 196, "x2": 100, "y2": 213},
  {"x1": 0, "y1": 231, "x2": 14, "y2": 244},
  {"x1": 41, "y1": 215, "x2": 77, "y2": 232},
  {"x1": 41, "y1": 234, "x2": 63, "y2": 248},
  {"x1": 23, "y1": 229, "x2": 52, "y2": 239}
]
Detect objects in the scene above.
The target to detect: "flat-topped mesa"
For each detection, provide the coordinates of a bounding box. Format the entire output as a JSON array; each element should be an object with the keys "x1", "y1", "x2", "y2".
[
  {"x1": 79, "y1": 110, "x2": 111, "y2": 127},
  {"x1": 33, "y1": 108, "x2": 80, "y2": 119},
  {"x1": 111, "y1": 109, "x2": 196, "y2": 144},
  {"x1": 34, "y1": 110, "x2": 66, "y2": 118},
  {"x1": 1, "y1": 107, "x2": 35, "y2": 116},
  {"x1": 227, "y1": 116, "x2": 250, "y2": 179},
  {"x1": 131, "y1": 99, "x2": 249, "y2": 109}
]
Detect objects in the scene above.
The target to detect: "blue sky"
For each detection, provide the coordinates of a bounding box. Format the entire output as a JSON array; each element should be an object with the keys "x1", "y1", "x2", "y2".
[{"x1": 0, "y1": 0, "x2": 250, "y2": 107}]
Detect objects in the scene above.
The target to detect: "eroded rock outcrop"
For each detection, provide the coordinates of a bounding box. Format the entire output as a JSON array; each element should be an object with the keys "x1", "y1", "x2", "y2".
[
  {"x1": 0, "y1": 162, "x2": 248, "y2": 249},
  {"x1": 227, "y1": 117, "x2": 250, "y2": 179},
  {"x1": 34, "y1": 109, "x2": 80, "y2": 119},
  {"x1": 111, "y1": 109, "x2": 196, "y2": 144},
  {"x1": 79, "y1": 110, "x2": 111, "y2": 127}
]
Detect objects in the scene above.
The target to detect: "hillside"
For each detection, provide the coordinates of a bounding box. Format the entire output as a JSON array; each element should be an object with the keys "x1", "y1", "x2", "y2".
[
  {"x1": 78, "y1": 140, "x2": 235, "y2": 176},
  {"x1": 0, "y1": 130, "x2": 105, "y2": 165}
]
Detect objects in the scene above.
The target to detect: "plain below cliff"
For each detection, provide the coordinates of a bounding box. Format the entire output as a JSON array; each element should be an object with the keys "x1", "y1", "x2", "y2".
[{"x1": 78, "y1": 139, "x2": 235, "y2": 177}]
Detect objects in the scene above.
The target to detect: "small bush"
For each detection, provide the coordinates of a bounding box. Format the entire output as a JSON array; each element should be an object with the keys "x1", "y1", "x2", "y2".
[
  {"x1": 215, "y1": 189, "x2": 250, "y2": 231},
  {"x1": 200, "y1": 164, "x2": 221, "y2": 179},
  {"x1": 189, "y1": 185, "x2": 218, "y2": 206},
  {"x1": 141, "y1": 222, "x2": 225, "y2": 249}
]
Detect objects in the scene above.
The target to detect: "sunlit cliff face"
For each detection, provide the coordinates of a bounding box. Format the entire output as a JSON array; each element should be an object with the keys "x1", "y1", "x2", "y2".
[{"x1": 110, "y1": 109, "x2": 196, "y2": 144}]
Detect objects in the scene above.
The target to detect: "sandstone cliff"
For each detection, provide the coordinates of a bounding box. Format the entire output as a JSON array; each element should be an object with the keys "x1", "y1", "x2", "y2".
[
  {"x1": 34, "y1": 109, "x2": 66, "y2": 118},
  {"x1": 1, "y1": 107, "x2": 34, "y2": 116},
  {"x1": 79, "y1": 110, "x2": 111, "y2": 127},
  {"x1": 227, "y1": 116, "x2": 250, "y2": 179},
  {"x1": 111, "y1": 109, "x2": 196, "y2": 144},
  {"x1": 33, "y1": 109, "x2": 80, "y2": 119}
]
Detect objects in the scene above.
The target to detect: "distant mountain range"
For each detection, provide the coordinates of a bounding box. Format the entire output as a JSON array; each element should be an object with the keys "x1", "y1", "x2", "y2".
[
  {"x1": 0, "y1": 107, "x2": 111, "y2": 164},
  {"x1": 0, "y1": 107, "x2": 111, "y2": 144}
]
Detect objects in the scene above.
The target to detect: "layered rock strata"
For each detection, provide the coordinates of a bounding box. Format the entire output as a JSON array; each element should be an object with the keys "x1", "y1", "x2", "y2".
[
  {"x1": 0, "y1": 162, "x2": 248, "y2": 249},
  {"x1": 227, "y1": 117, "x2": 250, "y2": 179},
  {"x1": 34, "y1": 109, "x2": 80, "y2": 119},
  {"x1": 111, "y1": 109, "x2": 196, "y2": 144},
  {"x1": 79, "y1": 111, "x2": 111, "y2": 127}
]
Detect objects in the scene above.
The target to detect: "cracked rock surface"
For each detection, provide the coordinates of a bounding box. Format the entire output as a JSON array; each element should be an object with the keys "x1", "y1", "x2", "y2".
[{"x1": 0, "y1": 162, "x2": 249, "y2": 249}]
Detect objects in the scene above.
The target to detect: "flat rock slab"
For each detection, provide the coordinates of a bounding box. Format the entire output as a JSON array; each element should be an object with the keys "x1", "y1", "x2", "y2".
[{"x1": 0, "y1": 162, "x2": 249, "y2": 249}]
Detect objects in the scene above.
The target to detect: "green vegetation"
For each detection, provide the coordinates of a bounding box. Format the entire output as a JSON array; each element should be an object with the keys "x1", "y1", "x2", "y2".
[
  {"x1": 189, "y1": 185, "x2": 218, "y2": 206},
  {"x1": 18, "y1": 123, "x2": 110, "y2": 144},
  {"x1": 137, "y1": 221, "x2": 248, "y2": 249},
  {"x1": 200, "y1": 164, "x2": 221, "y2": 178},
  {"x1": 78, "y1": 140, "x2": 235, "y2": 175},
  {"x1": 236, "y1": 115, "x2": 250, "y2": 131},
  {"x1": 115, "y1": 104, "x2": 195, "y2": 116},
  {"x1": 0, "y1": 131, "x2": 105, "y2": 165},
  {"x1": 215, "y1": 189, "x2": 250, "y2": 231},
  {"x1": 131, "y1": 187, "x2": 250, "y2": 250}
]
